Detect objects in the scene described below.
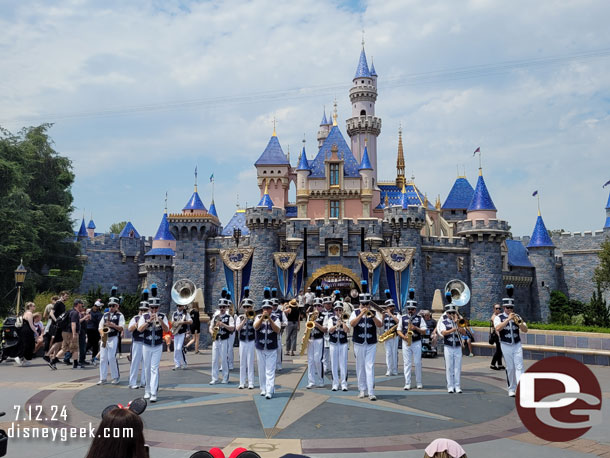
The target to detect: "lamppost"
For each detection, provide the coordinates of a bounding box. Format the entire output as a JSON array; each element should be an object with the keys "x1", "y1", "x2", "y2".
[
  {"x1": 233, "y1": 227, "x2": 241, "y2": 247},
  {"x1": 14, "y1": 259, "x2": 27, "y2": 315},
  {"x1": 393, "y1": 228, "x2": 401, "y2": 247}
]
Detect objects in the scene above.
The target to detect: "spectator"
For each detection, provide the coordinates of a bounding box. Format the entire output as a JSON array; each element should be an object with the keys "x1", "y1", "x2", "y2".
[
  {"x1": 33, "y1": 313, "x2": 45, "y2": 354},
  {"x1": 42, "y1": 295, "x2": 59, "y2": 354},
  {"x1": 15, "y1": 302, "x2": 37, "y2": 366},
  {"x1": 45, "y1": 291, "x2": 69, "y2": 367},
  {"x1": 85, "y1": 408, "x2": 148, "y2": 458},
  {"x1": 87, "y1": 301, "x2": 104, "y2": 365},
  {"x1": 421, "y1": 310, "x2": 437, "y2": 347},
  {"x1": 55, "y1": 298, "x2": 85, "y2": 369},
  {"x1": 424, "y1": 438, "x2": 467, "y2": 458},
  {"x1": 78, "y1": 307, "x2": 92, "y2": 366},
  {"x1": 462, "y1": 323, "x2": 475, "y2": 357},
  {"x1": 186, "y1": 302, "x2": 201, "y2": 354},
  {"x1": 489, "y1": 303, "x2": 504, "y2": 370}
]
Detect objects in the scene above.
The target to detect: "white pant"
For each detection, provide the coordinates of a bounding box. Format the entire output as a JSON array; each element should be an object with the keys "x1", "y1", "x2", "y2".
[
  {"x1": 100, "y1": 336, "x2": 120, "y2": 381},
  {"x1": 239, "y1": 340, "x2": 255, "y2": 387},
  {"x1": 307, "y1": 338, "x2": 324, "y2": 385},
  {"x1": 173, "y1": 332, "x2": 187, "y2": 368},
  {"x1": 354, "y1": 343, "x2": 377, "y2": 395},
  {"x1": 384, "y1": 337, "x2": 399, "y2": 374},
  {"x1": 276, "y1": 333, "x2": 283, "y2": 369},
  {"x1": 330, "y1": 343, "x2": 348, "y2": 389},
  {"x1": 402, "y1": 340, "x2": 422, "y2": 387},
  {"x1": 212, "y1": 338, "x2": 230, "y2": 383},
  {"x1": 443, "y1": 344, "x2": 462, "y2": 390},
  {"x1": 257, "y1": 348, "x2": 277, "y2": 394},
  {"x1": 129, "y1": 341, "x2": 146, "y2": 387},
  {"x1": 228, "y1": 332, "x2": 235, "y2": 370},
  {"x1": 142, "y1": 344, "x2": 162, "y2": 396},
  {"x1": 322, "y1": 337, "x2": 330, "y2": 373},
  {"x1": 501, "y1": 342, "x2": 524, "y2": 392}
]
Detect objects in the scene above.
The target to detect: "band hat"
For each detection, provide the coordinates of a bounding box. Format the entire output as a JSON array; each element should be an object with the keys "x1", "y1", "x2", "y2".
[
  {"x1": 445, "y1": 304, "x2": 458, "y2": 313},
  {"x1": 108, "y1": 297, "x2": 120, "y2": 305},
  {"x1": 405, "y1": 300, "x2": 417, "y2": 309},
  {"x1": 333, "y1": 303, "x2": 344, "y2": 310},
  {"x1": 383, "y1": 299, "x2": 395, "y2": 308},
  {"x1": 241, "y1": 298, "x2": 254, "y2": 307},
  {"x1": 358, "y1": 292, "x2": 371, "y2": 303},
  {"x1": 262, "y1": 299, "x2": 273, "y2": 309},
  {"x1": 313, "y1": 297, "x2": 324, "y2": 306},
  {"x1": 139, "y1": 301, "x2": 149, "y2": 310},
  {"x1": 502, "y1": 297, "x2": 515, "y2": 307}
]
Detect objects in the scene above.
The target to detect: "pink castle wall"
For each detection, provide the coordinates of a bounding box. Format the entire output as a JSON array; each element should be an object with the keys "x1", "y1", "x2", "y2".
[
  {"x1": 307, "y1": 200, "x2": 326, "y2": 219},
  {"x1": 344, "y1": 199, "x2": 363, "y2": 220}
]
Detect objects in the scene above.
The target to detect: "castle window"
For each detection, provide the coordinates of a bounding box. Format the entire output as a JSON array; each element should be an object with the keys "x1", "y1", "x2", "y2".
[
  {"x1": 360, "y1": 109, "x2": 366, "y2": 116},
  {"x1": 263, "y1": 170, "x2": 267, "y2": 174},
  {"x1": 330, "y1": 200, "x2": 340, "y2": 218},
  {"x1": 330, "y1": 163, "x2": 340, "y2": 186},
  {"x1": 451, "y1": 210, "x2": 456, "y2": 215},
  {"x1": 361, "y1": 80, "x2": 364, "y2": 84}
]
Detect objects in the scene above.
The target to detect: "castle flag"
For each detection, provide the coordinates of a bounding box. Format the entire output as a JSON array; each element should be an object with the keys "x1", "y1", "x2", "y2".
[
  {"x1": 603, "y1": 180, "x2": 610, "y2": 188},
  {"x1": 532, "y1": 190, "x2": 538, "y2": 197},
  {"x1": 210, "y1": 173, "x2": 214, "y2": 183},
  {"x1": 473, "y1": 147, "x2": 480, "y2": 156}
]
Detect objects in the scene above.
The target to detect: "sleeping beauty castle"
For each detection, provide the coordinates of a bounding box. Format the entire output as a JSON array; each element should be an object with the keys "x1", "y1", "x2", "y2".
[{"x1": 76, "y1": 45, "x2": 610, "y2": 321}]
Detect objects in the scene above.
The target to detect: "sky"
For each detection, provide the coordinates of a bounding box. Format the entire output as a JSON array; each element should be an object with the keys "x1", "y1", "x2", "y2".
[{"x1": 1, "y1": 0, "x2": 610, "y2": 238}]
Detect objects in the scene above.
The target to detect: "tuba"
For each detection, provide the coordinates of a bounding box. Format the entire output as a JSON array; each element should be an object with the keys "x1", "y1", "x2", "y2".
[
  {"x1": 444, "y1": 280, "x2": 470, "y2": 307},
  {"x1": 171, "y1": 279, "x2": 197, "y2": 306}
]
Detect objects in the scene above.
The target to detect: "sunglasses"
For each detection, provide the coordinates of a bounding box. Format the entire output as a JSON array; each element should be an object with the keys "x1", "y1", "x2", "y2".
[
  {"x1": 150, "y1": 306, "x2": 159, "y2": 310},
  {"x1": 494, "y1": 308, "x2": 501, "y2": 310}
]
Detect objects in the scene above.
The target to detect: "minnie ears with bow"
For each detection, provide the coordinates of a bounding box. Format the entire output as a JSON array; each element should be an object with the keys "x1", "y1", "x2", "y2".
[{"x1": 101, "y1": 397, "x2": 147, "y2": 419}]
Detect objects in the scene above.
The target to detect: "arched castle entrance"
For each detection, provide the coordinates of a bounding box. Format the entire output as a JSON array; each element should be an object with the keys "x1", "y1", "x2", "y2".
[{"x1": 305, "y1": 265, "x2": 361, "y2": 301}]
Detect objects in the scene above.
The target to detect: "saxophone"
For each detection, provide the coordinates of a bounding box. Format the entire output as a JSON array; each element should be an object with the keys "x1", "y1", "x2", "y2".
[
  {"x1": 379, "y1": 324, "x2": 398, "y2": 343},
  {"x1": 299, "y1": 311, "x2": 318, "y2": 356},
  {"x1": 101, "y1": 314, "x2": 109, "y2": 348},
  {"x1": 211, "y1": 315, "x2": 221, "y2": 341}
]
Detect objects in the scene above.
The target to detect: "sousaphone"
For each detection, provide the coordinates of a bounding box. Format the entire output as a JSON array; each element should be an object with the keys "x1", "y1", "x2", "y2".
[
  {"x1": 171, "y1": 278, "x2": 197, "y2": 306},
  {"x1": 444, "y1": 279, "x2": 470, "y2": 307}
]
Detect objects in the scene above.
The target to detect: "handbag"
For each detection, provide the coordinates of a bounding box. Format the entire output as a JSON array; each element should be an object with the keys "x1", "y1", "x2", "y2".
[
  {"x1": 15, "y1": 316, "x2": 23, "y2": 328},
  {"x1": 488, "y1": 321, "x2": 497, "y2": 345}
]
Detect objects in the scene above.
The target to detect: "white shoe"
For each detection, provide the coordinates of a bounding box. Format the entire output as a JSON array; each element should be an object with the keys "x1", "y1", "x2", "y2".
[
  {"x1": 209, "y1": 380, "x2": 217, "y2": 385},
  {"x1": 358, "y1": 391, "x2": 365, "y2": 398},
  {"x1": 385, "y1": 371, "x2": 390, "y2": 376},
  {"x1": 150, "y1": 395, "x2": 157, "y2": 402},
  {"x1": 96, "y1": 380, "x2": 106, "y2": 386},
  {"x1": 238, "y1": 385, "x2": 245, "y2": 389},
  {"x1": 508, "y1": 390, "x2": 516, "y2": 397},
  {"x1": 332, "y1": 386, "x2": 338, "y2": 391},
  {"x1": 172, "y1": 366, "x2": 179, "y2": 371},
  {"x1": 448, "y1": 388, "x2": 455, "y2": 393},
  {"x1": 14, "y1": 357, "x2": 23, "y2": 366},
  {"x1": 260, "y1": 391, "x2": 266, "y2": 396},
  {"x1": 315, "y1": 384, "x2": 325, "y2": 388},
  {"x1": 369, "y1": 395, "x2": 377, "y2": 401},
  {"x1": 182, "y1": 364, "x2": 188, "y2": 369},
  {"x1": 221, "y1": 380, "x2": 229, "y2": 384},
  {"x1": 144, "y1": 393, "x2": 151, "y2": 400},
  {"x1": 417, "y1": 384, "x2": 423, "y2": 389},
  {"x1": 265, "y1": 393, "x2": 272, "y2": 399},
  {"x1": 129, "y1": 385, "x2": 139, "y2": 389},
  {"x1": 248, "y1": 385, "x2": 254, "y2": 389},
  {"x1": 341, "y1": 386, "x2": 348, "y2": 392},
  {"x1": 403, "y1": 385, "x2": 410, "y2": 390},
  {"x1": 111, "y1": 378, "x2": 120, "y2": 385},
  {"x1": 456, "y1": 388, "x2": 463, "y2": 394},
  {"x1": 391, "y1": 372, "x2": 398, "y2": 376},
  {"x1": 306, "y1": 383, "x2": 314, "y2": 389}
]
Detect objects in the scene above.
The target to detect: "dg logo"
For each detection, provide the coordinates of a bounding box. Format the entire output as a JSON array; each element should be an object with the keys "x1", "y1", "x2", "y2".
[{"x1": 516, "y1": 356, "x2": 603, "y2": 441}]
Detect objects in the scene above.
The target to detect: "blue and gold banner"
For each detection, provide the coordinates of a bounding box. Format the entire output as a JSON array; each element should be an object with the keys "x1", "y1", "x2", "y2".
[
  {"x1": 358, "y1": 252, "x2": 382, "y2": 297},
  {"x1": 379, "y1": 247, "x2": 415, "y2": 312},
  {"x1": 220, "y1": 247, "x2": 254, "y2": 305},
  {"x1": 273, "y1": 252, "x2": 297, "y2": 298}
]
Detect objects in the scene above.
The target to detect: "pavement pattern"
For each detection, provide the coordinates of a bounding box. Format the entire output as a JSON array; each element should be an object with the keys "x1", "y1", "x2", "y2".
[{"x1": 0, "y1": 346, "x2": 609, "y2": 458}]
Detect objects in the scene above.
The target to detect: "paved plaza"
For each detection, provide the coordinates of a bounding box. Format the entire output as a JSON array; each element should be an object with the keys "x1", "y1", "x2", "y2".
[{"x1": 1, "y1": 346, "x2": 609, "y2": 458}]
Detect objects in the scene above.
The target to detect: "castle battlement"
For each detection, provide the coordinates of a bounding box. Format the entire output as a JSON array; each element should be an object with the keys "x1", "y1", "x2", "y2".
[
  {"x1": 422, "y1": 236, "x2": 468, "y2": 248},
  {"x1": 558, "y1": 230, "x2": 605, "y2": 238},
  {"x1": 383, "y1": 205, "x2": 426, "y2": 229},
  {"x1": 245, "y1": 206, "x2": 285, "y2": 229}
]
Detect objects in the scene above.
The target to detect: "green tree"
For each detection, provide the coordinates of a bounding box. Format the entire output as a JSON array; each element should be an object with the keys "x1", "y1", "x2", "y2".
[
  {"x1": 584, "y1": 283, "x2": 610, "y2": 327},
  {"x1": 594, "y1": 239, "x2": 610, "y2": 290},
  {"x1": 0, "y1": 125, "x2": 80, "y2": 315},
  {"x1": 109, "y1": 221, "x2": 127, "y2": 234}
]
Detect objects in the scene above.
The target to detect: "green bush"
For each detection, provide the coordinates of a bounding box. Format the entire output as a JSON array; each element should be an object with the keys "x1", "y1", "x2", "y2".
[{"x1": 85, "y1": 286, "x2": 141, "y2": 319}]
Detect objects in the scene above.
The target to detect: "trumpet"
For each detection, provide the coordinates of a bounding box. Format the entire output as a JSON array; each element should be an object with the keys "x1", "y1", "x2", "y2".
[
  {"x1": 341, "y1": 312, "x2": 350, "y2": 322},
  {"x1": 246, "y1": 310, "x2": 256, "y2": 320},
  {"x1": 300, "y1": 311, "x2": 318, "y2": 355},
  {"x1": 512, "y1": 313, "x2": 523, "y2": 326}
]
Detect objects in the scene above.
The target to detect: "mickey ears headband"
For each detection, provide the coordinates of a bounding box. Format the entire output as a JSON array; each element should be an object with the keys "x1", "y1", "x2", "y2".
[{"x1": 101, "y1": 397, "x2": 147, "y2": 419}]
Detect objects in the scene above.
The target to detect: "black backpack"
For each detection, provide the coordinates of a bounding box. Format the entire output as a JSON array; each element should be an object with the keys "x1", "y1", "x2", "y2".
[{"x1": 56, "y1": 311, "x2": 71, "y2": 332}]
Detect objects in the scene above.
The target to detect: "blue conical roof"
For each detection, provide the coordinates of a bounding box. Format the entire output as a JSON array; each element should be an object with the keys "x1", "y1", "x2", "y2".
[
  {"x1": 87, "y1": 219, "x2": 96, "y2": 229},
  {"x1": 359, "y1": 145, "x2": 373, "y2": 170},
  {"x1": 442, "y1": 177, "x2": 475, "y2": 209},
  {"x1": 467, "y1": 171, "x2": 496, "y2": 211},
  {"x1": 309, "y1": 126, "x2": 360, "y2": 178},
  {"x1": 208, "y1": 200, "x2": 218, "y2": 218},
  {"x1": 221, "y1": 209, "x2": 250, "y2": 236},
  {"x1": 183, "y1": 190, "x2": 207, "y2": 211},
  {"x1": 77, "y1": 218, "x2": 88, "y2": 237},
  {"x1": 258, "y1": 192, "x2": 274, "y2": 210},
  {"x1": 296, "y1": 147, "x2": 311, "y2": 172},
  {"x1": 527, "y1": 214, "x2": 554, "y2": 248},
  {"x1": 255, "y1": 135, "x2": 289, "y2": 166},
  {"x1": 354, "y1": 48, "x2": 371, "y2": 79},
  {"x1": 320, "y1": 110, "x2": 328, "y2": 126},
  {"x1": 370, "y1": 60, "x2": 377, "y2": 76},
  {"x1": 119, "y1": 221, "x2": 140, "y2": 239},
  {"x1": 154, "y1": 213, "x2": 175, "y2": 241}
]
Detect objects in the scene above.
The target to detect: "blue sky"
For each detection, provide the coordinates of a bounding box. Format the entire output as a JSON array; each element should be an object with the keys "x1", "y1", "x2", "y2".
[{"x1": 1, "y1": 0, "x2": 610, "y2": 238}]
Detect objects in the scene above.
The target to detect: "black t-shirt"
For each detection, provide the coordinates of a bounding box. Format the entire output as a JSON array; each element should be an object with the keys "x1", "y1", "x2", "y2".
[
  {"x1": 53, "y1": 300, "x2": 66, "y2": 322},
  {"x1": 286, "y1": 305, "x2": 300, "y2": 322},
  {"x1": 62, "y1": 308, "x2": 81, "y2": 333}
]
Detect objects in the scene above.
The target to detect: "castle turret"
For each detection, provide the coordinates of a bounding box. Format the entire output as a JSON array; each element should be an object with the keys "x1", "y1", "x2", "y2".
[
  {"x1": 254, "y1": 128, "x2": 290, "y2": 209},
  {"x1": 395, "y1": 127, "x2": 405, "y2": 189},
  {"x1": 359, "y1": 140, "x2": 374, "y2": 217},
  {"x1": 87, "y1": 218, "x2": 96, "y2": 238},
  {"x1": 77, "y1": 218, "x2": 88, "y2": 239},
  {"x1": 346, "y1": 44, "x2": 381, "y2": 185},
  {"x1": 605, "y1": 188, "x2": 610, "y2": 232},
  {"x1": 144, "y1": 211, "x2": 176, "y2": 314},
  {"x1": 296, "y1": 145, "x2": 311, "y2": 218},
  {"x1": 208, "y1": 200, "x2": 218, "y2": 218},
  {"x1": 317, "y1": 109, "x2": 332, "y2": 148},
  {"x1": 442, "y1": 175, "x2": 475, "y2": 231},
  {"x1": 458, "y1": 168, "x2": 509, "y2": 319},
  {"x1": 527, "y1": 211, "x2": 556, "y2": 321}
]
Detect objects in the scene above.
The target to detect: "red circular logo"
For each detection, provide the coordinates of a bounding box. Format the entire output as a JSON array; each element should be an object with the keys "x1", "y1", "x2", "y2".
[{"x1": 516, "y1": 356, "x2": 602, "y2": 442}]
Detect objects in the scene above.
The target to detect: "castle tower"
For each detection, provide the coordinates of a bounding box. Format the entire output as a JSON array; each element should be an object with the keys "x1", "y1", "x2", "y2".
[
  {"x1": 527, "y1": 210, "x2": 555, "y2": 321},
  {"x1": 144, "y1": 210, "x2": 176, "y2": 314},
  {"x1": 317, "y1": 109, "x2": 332, "y2": 148},
  {"x1": 605, "y1": 188, "x2": 610, "y2": 232},
  {"x1": 458, "y1": 168, "x2": 509, "y2": 319},
  {"x1": 87, "y1": 218, "x2": 96, "y2": 238},
  {"x1": 208, "y1": 199, "x2": 218, "y2": 218},
  {"x1": 254, "y1": 127, "x2": 290, "y2": 209},
  {"x1": 245, "y1": 195, "x2": 284, "y2": 304},
  {"x1": 442, "y1": 174, "x2": 475, "y2": 231},
  {"x1": 359, "y1": 139, "x2": 374, "y2": 217},
  {"x1": 346, "y1": 44, "x2": 381, "y2": 185},
  {"x1": 395, "y1": 127, "x2": 405, "y2": 189},
  {"x1": 183, "y1": 171, "x2": 208, "y2": 216},
  {"x1": 296, "y1": 145, "x2": 311, "y2": 218},
  {"x1": 77, "y1": 218, "x2": 88, "y2": 239}
]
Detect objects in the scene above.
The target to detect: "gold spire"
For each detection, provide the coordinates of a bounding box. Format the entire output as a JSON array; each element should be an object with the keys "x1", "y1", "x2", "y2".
[
  {"x1": 384, "y1": 193, "x2": 389, "y2": 207},
  {"x1": 435, "y1": 194, "x2": 441, "y2": 211},
  {"x1": 478, "y1": 167, "x2": 483, "y2": 177},
  {"x1": 332, "y1": 98, "x2": 338, "y2": 126},
  {"x1": 396, "y1": 124, "x2": 406, "y2": 188},
  {"x1": 263, "y1": 178, "x2": 269, "y2": 195},
  {"x1": 424, "y1": 194, "x2": 428, "y2": 208},
  {"x1": 272, "y1": 117, "x2": 277, "y2": 137}
]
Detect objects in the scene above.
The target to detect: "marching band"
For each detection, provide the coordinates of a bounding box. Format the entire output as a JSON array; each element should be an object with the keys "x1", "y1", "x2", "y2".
[{"x1": 85, "y1": 280, "x2": 526, "y2": 404}]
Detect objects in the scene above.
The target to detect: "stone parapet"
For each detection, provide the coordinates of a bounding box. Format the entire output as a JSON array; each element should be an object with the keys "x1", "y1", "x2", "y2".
[{"x1": 345, "y1": 116, "x2": 381, "y2": 137}]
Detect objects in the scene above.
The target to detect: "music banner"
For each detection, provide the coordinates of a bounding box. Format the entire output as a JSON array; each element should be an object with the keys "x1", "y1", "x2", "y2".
[
  {"x1": 273, "y1": 252, "x2": 297, "y2": 298},
  {"x1": 220, "y1": 247, "x2": 254, "y2": 305},
  {"x1": 379, "y1": 247, "x2": 416, "y2": 312},
  {"x1": 358, "y1": 252, "x2": 382, "y2": 297}
]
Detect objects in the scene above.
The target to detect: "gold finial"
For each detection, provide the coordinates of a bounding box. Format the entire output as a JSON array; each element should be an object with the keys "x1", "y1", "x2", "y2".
[
  {"x1": 396, "y1": 124, "x2": 405, "y2": 188},
  {"x1": 272, "y1": 117, "x2": 277, "y2": 137},
  {"x1": 401, "y1": 182, "x2": 406, "y2": 194},
  {"x1": 478, "y1": 167, "x2": 483, "y2": 177},
  {"x1": 384, "y1": 193, "x2": 389, "y2": 206},
  {"x1": 194, "y1": 166, "x2": 198, "y2": 192},
  {"x1": 435, "y1": 195, "x2": 441, "y2": 210},
  {"x1": 424, "y1": 194, "x2": 428, "y2": 207},
  {"x1": 263, "y1": 179, "x2": 269, "y2": 195},
  {"x1": 364, "y1": 136, "x2": 368, "y2": 146},
  {"x1": 332, "y1": 98, "x2": 338, "y2": 126}
]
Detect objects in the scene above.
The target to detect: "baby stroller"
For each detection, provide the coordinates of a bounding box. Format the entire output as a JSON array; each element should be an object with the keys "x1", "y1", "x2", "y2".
[
  {"x1": 0, "y1": 317, "x2": 20, "y2": 363},
  {"x1": 421, "y1": 328, "x2": 438, "y2": 358}
]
